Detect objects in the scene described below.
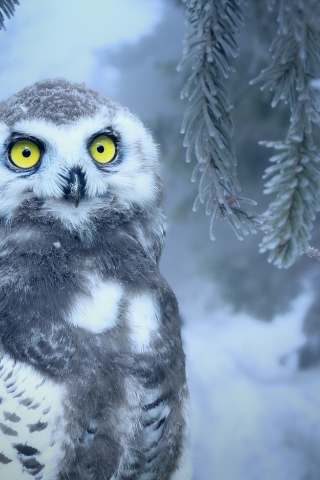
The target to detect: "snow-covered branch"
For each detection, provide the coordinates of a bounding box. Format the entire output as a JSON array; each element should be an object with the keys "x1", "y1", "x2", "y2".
[
  {"x1": 251, "y1": 0, "x2": 320, "y2": 267},
  {"x1": 178, "y1": 0, "x2": 264, "y2": 241}
]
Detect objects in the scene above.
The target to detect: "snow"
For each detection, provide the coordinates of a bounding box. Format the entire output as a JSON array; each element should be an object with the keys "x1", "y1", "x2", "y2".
[{"x1": 179, "y1": 279, "x2": 320, "y2": 479}]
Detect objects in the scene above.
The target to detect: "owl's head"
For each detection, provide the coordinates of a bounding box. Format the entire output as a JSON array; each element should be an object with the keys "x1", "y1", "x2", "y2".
[{"x1": 0, "y1": 78, "x2": 163, "y2": 232}]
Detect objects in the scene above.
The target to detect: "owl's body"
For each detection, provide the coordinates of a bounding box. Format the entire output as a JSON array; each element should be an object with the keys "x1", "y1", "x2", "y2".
[{"x1": 0, "y1": 79, "x2": 190, "y2": 479}]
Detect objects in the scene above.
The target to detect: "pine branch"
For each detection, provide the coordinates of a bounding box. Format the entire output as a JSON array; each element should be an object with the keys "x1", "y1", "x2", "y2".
[
  {"x1": 251, "y1": 0, "x2": 320, "y2": 268},
  {"x1": 178, "y1": 0, "x2": 264, "y2": 241},
  {"x1": 259, "y1": 139, "x2": 320, "y2": 267},
  {"x1": 0, "y1": 0, "x2": 19, "y2": 30}
]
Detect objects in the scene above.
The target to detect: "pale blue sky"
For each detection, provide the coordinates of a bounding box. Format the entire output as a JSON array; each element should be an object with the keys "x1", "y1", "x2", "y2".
[{"x1": 0, "y1": 0, "x2": 163, "y2": 99}]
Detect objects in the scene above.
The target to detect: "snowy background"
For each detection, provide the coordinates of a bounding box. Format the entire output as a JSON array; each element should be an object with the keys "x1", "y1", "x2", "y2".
[{"x1": 1, "y1": 1, "x2": 320, "y2": 479}]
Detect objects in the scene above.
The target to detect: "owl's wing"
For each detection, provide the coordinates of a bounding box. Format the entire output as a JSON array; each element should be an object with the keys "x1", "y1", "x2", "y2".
[
  {"x1": 140, "y1": 383, "x2": 191, "y2": 479},
  {"x1": 115, "y1": 282, "x2": 191, "y2": 480}
]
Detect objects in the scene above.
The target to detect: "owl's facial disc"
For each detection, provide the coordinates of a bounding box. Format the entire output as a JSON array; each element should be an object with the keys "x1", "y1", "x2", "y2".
[{"x1": 0, "y1": 93, "x2": 161, "y2": 227}]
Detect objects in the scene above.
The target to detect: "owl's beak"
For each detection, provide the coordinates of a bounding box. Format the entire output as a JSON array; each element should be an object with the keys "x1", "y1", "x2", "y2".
[{"x1": 64, "y1": 167, "x2": 86, "y2": 208}]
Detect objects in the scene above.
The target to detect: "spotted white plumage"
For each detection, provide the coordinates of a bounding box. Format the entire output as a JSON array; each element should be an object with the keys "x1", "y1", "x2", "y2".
[
  {"x1": 0, "y1": 78, "x2": 191, "y2": 479},
  {"x1": 0, "y1": 356, "x2": 66, "y2": 479}
]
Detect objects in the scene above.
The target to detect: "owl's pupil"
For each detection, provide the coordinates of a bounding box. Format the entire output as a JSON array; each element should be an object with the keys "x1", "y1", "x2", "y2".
[
  {"x1": 97, "y1": 145, "x2": 104, "y2": 154},
  {"x1": 22, "y1": 148, "x2": 31, "y2": 158}
]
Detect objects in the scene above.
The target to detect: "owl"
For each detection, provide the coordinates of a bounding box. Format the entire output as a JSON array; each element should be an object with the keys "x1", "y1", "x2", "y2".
[{"x1": 0, "y1": 79, "x2": 191, "y2": 480}]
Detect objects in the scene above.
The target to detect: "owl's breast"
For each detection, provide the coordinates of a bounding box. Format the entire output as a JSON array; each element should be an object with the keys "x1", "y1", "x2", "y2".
[{"x1": 0, "y1": 353, "x2": 67, "y2": 480}]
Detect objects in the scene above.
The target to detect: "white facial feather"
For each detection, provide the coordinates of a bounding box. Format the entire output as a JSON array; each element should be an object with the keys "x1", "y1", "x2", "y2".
[
  {"x1": 107, "y1": 110, "x2": 160, "y2": 207},
  {"x1": 0, "y1": 105, "x2": 160, "y2": 225}
]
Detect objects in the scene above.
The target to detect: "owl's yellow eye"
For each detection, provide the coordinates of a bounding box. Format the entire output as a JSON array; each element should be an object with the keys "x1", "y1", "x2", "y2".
[
  {"x1": 9, "y1": 139, "x2": 41, "y2": 169},
  {"x1": 89, "y1": 135, "x2": 116, "y2": 164}
]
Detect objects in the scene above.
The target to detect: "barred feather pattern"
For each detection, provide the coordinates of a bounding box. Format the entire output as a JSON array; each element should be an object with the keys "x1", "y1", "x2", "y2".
[{"x1": 178, "y1": 0, "x2": 264, "y2": 240}]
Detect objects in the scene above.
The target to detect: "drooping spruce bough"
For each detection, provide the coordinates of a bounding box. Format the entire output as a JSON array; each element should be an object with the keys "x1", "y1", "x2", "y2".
[
  {"x1": 179, "y1": 0, "x2": 320, "y2": 268},
  {"x1": 252, "y1": 0, "x2": 320, "y2": 267}
]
